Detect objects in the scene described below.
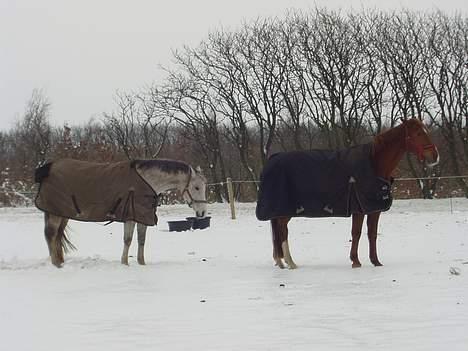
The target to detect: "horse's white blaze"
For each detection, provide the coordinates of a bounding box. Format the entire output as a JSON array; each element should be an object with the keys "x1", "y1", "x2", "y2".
[{"x1": 426, "y1": 145, "x2": 440, "y2": 168}]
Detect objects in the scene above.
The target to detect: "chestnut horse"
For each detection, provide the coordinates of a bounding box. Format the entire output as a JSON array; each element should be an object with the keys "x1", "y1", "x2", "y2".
[{"x1": 269, "y1": 119, "x2": 439, "y2": 269}]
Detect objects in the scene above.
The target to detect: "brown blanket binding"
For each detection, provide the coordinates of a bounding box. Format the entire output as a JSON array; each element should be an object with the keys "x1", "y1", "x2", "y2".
[{"x1": 35, "y1": 159, "x2": 158, "y2": 226}]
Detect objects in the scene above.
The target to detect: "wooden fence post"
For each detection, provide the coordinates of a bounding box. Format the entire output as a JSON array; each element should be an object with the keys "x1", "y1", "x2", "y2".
[{"x1": 226, "y1": 177, "x2": 236, "y2": 219}]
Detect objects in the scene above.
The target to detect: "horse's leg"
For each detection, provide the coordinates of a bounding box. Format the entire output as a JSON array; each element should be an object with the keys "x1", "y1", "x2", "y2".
[
  {"x1": 121, "y1": 221, "x2": 136, "y2": 265},
  {"x1": 280, "y1": 218, "x2": 297, "y2": 269},
  {"x1": 271, "y1": 218, "x2": 285, "y2": 268},
  {"x1": 350, "y1": 213, "x2": 365, "y2": 268},
  {"x1": 271, "y1": 217, "x2": 296, "y2": 269},
  {"x1": 367, "y1": 212, "x2": 383, "y2": 266},
  {"x1": 56, "y1": 218, "x2": 69, "y2": 265},
  {"x1": 137, "y1": 223, "x2": 147, "y2": 265},
  {"x1": 44, "y1": 213, "x2": 65, "y2": 267}
]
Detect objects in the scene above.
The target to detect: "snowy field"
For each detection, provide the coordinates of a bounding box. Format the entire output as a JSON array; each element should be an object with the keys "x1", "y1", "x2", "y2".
[{"x1": 1, "y1": 199, "x2": 467, "y2": 351}]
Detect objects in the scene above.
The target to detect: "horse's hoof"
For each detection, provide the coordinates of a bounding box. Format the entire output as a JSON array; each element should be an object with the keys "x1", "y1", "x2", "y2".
[
  {"x1": 138, "y1": 260, "x2": 146, "y2": 265},
  {"x1": 352, "y1": 262, "x2": 362, "y2": 268},
  {"x1": 275, "y1": 262, "x2": 285, "y2": 269},
  {"x1": 50, "y1": 256, "x2": 63, "y2": 268},
  {"x1": 287, "y1": 262, "x2": 298, "y2": 269},
  {"x1": 370, "y1": 257, "x2": 383, "y2": 266}
]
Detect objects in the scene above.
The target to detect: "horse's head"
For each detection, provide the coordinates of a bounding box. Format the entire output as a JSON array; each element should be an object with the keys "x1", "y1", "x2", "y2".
[
  {"x1": 182, "y1": 167, "x2": 208, "y2": 218},
  {"x1": 403, "y1": 118, "x2": 439, "y2": 167}
]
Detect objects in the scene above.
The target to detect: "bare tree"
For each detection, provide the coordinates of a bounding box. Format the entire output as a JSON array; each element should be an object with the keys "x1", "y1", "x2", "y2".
[
  {"x1": 374, "y1": 11, "x2": 438, "y2": 197},
  {"x1": 234, "y1": 19, "x2": 286, "y2": 163},
  {"x1": 296, "y1": 9, "x2": 370, "y2": 149},
  {"x1": 171, "y1": 30, "x2": 261, "y2": 195},
  {"x1": 18, "y1": 89, "x2": 52, "y2": 166},
  {"x1": 104, "y1": 90, "x2": 170, "y2": 160},
  {"x1": 273, "y1": 15, "x2": 311, "y2": 151},
  {"x1": 376, "y1": 11, "x2": 430, "y2": 121},
  {"x1": 423, "y1": 12, "x2": 468, "y2": 196},
  {"x1": 4, "y1": 88, "x2": 52, "y2": 189},
  {"x1": 357, "y1": 10, "x2": 391, "y2": 135},
  {"x1": 156, "y1": 71, "x2": 228, "y2": 201}
]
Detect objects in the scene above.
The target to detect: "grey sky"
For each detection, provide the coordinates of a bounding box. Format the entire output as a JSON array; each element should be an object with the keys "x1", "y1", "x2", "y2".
[{"x1": 1, "y1": 0, "x2": 467, "y2": 130}]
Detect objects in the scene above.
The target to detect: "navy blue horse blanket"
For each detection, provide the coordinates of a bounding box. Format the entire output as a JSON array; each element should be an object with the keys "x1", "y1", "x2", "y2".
[{"x1": 255, "y1": 143, "x2": 393, "y2": 221}]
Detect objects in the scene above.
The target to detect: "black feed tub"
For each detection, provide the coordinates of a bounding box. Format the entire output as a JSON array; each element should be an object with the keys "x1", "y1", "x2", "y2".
[
  {"x1": 186, "y1": 216, "x2": 211, "y2": 230},
  {"x1": 167, "y1": 219, "x2": 193, "y2": 232}
]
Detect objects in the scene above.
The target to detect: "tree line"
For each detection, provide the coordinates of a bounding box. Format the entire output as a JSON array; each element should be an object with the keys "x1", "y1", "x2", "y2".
[{"x1": 1, "y1": 8, "x2": 467, "y2": 206}]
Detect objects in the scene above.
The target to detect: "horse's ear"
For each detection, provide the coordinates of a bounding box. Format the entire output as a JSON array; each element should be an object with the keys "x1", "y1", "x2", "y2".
[{"x1": 195, "y1": 165, "x2": 203, "y2": 174}]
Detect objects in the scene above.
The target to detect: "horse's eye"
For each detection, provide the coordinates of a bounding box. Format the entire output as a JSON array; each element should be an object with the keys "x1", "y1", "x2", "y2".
[{"x1": 195, "y1": 187, "x2": 200, "y2": 191}]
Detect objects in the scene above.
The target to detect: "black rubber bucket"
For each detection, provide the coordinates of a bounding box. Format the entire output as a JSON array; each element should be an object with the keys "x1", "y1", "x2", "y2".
[
  {"x1": 167, "y1": 219, "x2": 193, "y2": 232},
  {"x1": 186, "y1": 216, "x2": 211, "y2": 230}
]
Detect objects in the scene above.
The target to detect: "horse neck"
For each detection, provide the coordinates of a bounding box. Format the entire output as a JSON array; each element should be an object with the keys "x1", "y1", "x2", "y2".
[
  {"x1": 138, "y1": 168, "x2": 189, "y2": 194},
  {"x1": 372, "y1": 124, "x2": 407, "y2": 179}
]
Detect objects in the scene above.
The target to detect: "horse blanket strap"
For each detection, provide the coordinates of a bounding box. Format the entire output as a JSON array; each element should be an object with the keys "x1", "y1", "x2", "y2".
[
  {"x1": 256, "y1": 143, "x2": 393, "y2": 221},
  {"x1": 35, "y1": 159, "x2": 158, "y2": 226}
]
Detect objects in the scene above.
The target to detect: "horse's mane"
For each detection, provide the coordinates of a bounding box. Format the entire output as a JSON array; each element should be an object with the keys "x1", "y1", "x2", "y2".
[
  {"x1": 131, "y1": 159, "x2": 190, "y2": 174},
  {"x1": 35, "y1": 162, "x2": 53, "y2": 183},
  {"x1": 372, "y1": 123, "x2": 405, "y2": 156}
]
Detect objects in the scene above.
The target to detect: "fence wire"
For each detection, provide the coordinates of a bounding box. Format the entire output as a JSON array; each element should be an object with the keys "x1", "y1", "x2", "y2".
[
  {"x1": 1, "y1": 175, "x2": 467, "y2": 208},
  {"x1": 207, "y1": 175, "x2": 468, "y2": 187}
]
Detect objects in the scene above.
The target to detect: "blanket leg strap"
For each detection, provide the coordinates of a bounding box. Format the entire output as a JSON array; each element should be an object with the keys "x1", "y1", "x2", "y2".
[
  {"x1": 121, "y1": 190, "x2": 135, "y2": 222},
  {"x1": 108, "y1": 198, "x2": 122, "y2": 218},
  {"x1": 71, "y1": 195, "x2": 81, "y2": 216}
]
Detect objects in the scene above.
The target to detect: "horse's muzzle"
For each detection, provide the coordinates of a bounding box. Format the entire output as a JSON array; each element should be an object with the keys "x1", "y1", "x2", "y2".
[{"x1": 425, "y1": 145, "x2": 439, "y2": 168}]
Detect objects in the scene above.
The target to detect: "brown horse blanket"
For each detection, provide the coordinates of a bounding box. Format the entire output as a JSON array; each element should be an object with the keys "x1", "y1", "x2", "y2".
[
  {"x1": 35, "y1": 159, "x2": 158, "y2": 226},
  {"x1": 256, "y1": 143, "x2": 393, "y2": 221}
]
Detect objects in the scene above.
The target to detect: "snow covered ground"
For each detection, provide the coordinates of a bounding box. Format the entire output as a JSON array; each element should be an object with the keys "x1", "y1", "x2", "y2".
[{"x1": 1, "y1": 199, "x2": 467, "y2": 351}]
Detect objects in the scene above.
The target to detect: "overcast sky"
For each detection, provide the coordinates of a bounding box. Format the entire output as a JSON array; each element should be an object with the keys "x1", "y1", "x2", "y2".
[{"x1": 1, "y1": 0, "x2": 467, "y2": 130}]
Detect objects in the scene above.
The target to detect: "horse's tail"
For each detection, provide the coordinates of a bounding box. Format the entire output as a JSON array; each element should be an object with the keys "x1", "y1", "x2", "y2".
[
  {"x1": 34, "y1": 162, "x2": 53, "y2": 183},
  {"x1": 271, "y1": 218, "x2": 284, "y2": 259},
  {"x1": 58, "y1": 219, "x2": 76, "y2": 253}
]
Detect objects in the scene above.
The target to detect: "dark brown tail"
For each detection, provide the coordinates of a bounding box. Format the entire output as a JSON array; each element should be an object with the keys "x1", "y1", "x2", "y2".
[
  {"x1": 34, "y1": 162, "x2": 53, "y2": 183},
  {"x1": 271, "y1": 218, "x2": 284, "y2": 259}
]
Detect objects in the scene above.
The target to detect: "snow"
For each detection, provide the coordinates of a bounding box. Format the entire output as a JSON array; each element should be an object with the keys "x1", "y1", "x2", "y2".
[{"x1": 1, "y1": 199, "x2": 467, "y2": 351}]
